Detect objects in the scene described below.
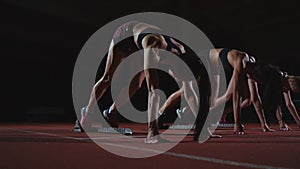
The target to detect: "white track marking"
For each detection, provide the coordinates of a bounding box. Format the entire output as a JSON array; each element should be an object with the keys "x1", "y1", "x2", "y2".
[
  {"x1": 3, "y1": 128, "x2": 290, "y2": 169},
  {"x1": 3, "y1": 128, "x2": 131, "y2": 141},
  {"x1": 99, "y1": 142, "x2": 289, "y2": 169}
]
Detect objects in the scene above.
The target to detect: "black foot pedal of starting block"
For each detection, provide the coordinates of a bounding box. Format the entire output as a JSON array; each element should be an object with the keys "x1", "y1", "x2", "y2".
[{"x1": 73, "y1": 120, "x2": 83, "y2": 132}]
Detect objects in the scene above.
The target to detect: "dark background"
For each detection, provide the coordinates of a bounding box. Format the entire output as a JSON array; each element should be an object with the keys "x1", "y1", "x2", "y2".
[{"x1": 1, "y1": 0, "x2": 300, "y2": 123}]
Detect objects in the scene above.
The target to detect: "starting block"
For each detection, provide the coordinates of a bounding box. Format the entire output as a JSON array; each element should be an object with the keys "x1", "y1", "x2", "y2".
[
  {"x1": 73, "y1": 120, "x2": 132, "y2": 135},
  {"x1": 209, "y1": 122, "x2": 234, "y2": 128},
  {"x1": 168, "y1": 124, "x2": 195, "y2": 130},
  {"x1": 166, "y1": 123, "x2": 235, "y2": 130},
  {"x1": 97, "y1": 127, "x2": 132, "y2": 135}
]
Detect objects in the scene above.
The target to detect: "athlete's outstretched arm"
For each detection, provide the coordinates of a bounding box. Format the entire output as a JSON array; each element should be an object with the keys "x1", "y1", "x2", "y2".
[
  {"x1": 210, "y1": 75, "x2": 220, "y2": 107},
  {"x1": 283, "y1": 91, "x2": 300, "y2": 127},
  {"x1": 231, "y1": 57, "x2": 244, "y2": 134},
  {"x1": 248, "y1": 79, "x2": 274, "y2": 132},
  {"x1": 276, "y1": 106, "x2": 292, "y2": 131}
]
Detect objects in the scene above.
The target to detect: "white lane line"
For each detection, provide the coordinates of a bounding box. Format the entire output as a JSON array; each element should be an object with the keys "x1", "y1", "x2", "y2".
[
  {"x1": 6, "y1": 128, "x2": 290, "y2": 169},
  {"x1": 100, "y1": 142, "x2": 289, "y2": 169},
  {"x1": 4, "y1": 128, "x2": 129, "y2": 141}
]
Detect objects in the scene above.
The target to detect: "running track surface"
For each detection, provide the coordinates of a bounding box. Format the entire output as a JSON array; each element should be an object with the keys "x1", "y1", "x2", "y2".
[{"x1": 1, "y1": 123, "x2": 300, "y2": 169}]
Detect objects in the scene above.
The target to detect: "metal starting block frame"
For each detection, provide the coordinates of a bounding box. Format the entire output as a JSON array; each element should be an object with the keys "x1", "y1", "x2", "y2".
[
  {"x1": 168, "y1": 124, "x2": 195, "y2": 130},
  {"x1": 210, "y1": 122, "x2": 234, "y2": 128},
  {"x1": 97, "y1": 127, "x2": 132, "y2": 135},
  {"x1": 73, "y1": 120, "x2": 132, "y2": 135},
  {"x1": 166, "y1": 122, "x2": 235, "y2": 130}
]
